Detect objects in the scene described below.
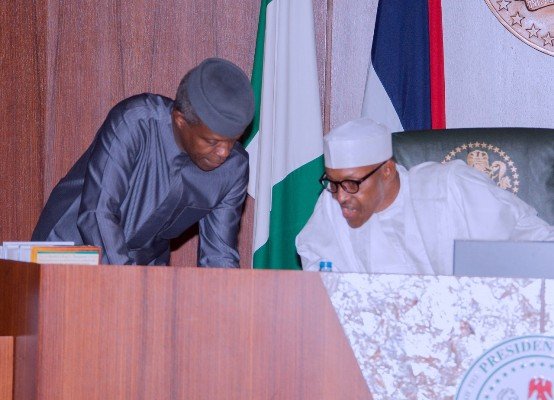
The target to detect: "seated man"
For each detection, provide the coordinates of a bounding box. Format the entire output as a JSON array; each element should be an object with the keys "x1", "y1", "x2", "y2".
[
  {"x1": 32, "y1": 58, "x2": 254, "y2": 267},
  {"x1": 296, "y1": 118, "x2": 554, "y2": 274}
]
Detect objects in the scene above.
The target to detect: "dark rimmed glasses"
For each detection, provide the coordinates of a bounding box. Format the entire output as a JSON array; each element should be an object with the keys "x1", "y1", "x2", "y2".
[{"x1": 319, "y1": 161, "x2": 387, "y2": 194}]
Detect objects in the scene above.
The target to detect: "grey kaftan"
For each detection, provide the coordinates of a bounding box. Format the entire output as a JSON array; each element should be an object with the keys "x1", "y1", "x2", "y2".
[{"x1": 32, "y1": 94, "x2": 248, "y2": 266}]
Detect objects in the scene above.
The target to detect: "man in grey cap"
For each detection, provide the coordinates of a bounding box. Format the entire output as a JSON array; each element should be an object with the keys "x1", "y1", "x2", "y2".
[{"x1": 32, "y1": 58, "x2": 255, "y2": 267}]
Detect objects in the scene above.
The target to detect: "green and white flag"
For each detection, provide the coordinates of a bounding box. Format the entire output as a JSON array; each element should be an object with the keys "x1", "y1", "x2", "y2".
[{"x1": 243, "y1": 0, "x2": 324, "y2": 269}]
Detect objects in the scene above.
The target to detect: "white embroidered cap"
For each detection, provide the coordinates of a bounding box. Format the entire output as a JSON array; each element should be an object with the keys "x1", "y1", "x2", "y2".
[{"x1": 323, "y1": 117, "x2": 392, "y2": 169}]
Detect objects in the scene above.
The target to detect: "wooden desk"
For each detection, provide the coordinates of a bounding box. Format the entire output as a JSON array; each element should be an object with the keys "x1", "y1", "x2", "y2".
[{"x1": 0, "y1": 261, "x2": 370, "y2": 400}]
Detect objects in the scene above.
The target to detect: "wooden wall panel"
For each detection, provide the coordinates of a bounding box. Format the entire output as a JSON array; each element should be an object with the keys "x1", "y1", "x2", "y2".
[
  {"x1": 0, "y1": 336, "x2": 14, "y2": 400},
  {"x1": 0, "y1": 1, "x2": 46, "y2": 242}
]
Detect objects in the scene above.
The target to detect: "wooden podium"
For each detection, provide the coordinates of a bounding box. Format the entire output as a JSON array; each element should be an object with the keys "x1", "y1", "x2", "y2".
[{"x1": 0, "y1": 261, "x2": 371, "y2": 400}]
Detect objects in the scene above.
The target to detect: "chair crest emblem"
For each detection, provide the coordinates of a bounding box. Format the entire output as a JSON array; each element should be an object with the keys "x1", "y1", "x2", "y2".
[{"x1": 441, "y1": 141, "x2": 520, "y2": 195}]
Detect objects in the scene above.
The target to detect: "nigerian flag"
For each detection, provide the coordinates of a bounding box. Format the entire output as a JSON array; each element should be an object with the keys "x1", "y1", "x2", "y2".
[{"x1": 243, "y1": 0, "x2": 324, "y2": 269}]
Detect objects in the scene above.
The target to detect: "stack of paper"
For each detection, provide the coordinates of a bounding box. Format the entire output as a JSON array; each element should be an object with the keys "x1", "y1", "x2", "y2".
[
  {"x1": 1, "y1": 241, "x2": 101, "y2": 265},
  {"x1": 1, "y1": 241, "x2": 74, "y2": 261}
]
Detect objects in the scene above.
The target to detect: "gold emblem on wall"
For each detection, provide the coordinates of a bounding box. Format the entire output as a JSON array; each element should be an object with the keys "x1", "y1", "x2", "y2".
[
  {"x1": 441, "y1": 142, "x2": 520, "y2": 194},
  {"x1": 484, "y1": 0, "x2": 554, "y2": 56}
]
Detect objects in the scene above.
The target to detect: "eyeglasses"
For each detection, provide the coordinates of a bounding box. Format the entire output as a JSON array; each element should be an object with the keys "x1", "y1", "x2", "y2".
[{"x1": 319, "y1": 161, "x2": 387, "y2": 194}]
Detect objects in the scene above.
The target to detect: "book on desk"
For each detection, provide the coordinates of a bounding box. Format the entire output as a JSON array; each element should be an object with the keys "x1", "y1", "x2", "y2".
[{"x1": 1, "y1": 241, "x2": 101, "y2": 265}]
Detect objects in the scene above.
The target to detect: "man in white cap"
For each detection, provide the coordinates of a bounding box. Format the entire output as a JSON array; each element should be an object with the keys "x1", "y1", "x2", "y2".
[
  {"x1": 32, "y1": 58, "x2": 254, "y2": 267},
  {"x1": 296, "y1": 118, "x2": 554, "y2": 274}
]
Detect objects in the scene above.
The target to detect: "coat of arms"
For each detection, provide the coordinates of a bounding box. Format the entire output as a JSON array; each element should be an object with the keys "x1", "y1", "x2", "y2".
[
  {"x1": 456, "y1": 335, "x2": 554, "y2": 400},
  {"x1": 484, "y1": 0, "x2": 554, "y2": 56},
  {"x1": 442, "y1": 142, "x2": 520, "y2": 194}
]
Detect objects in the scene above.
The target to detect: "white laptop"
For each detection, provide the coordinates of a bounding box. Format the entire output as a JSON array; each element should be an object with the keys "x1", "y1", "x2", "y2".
[{"x1": 453, "y1": 240, "x2": 554, "y2": 279}]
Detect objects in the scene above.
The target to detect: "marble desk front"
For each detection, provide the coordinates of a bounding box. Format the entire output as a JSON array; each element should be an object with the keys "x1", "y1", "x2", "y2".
[{"x1": 319, "y1": 273, "x2": 554, "y2": 400}]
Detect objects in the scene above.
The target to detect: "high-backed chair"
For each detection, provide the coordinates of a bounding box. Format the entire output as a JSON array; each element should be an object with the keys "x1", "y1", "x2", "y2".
[{"x1": 392, "y1": 128, "x2": 554, "y2": 225}]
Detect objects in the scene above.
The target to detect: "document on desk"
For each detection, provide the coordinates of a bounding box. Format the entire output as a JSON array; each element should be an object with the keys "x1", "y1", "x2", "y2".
[{"x1": 1, "y1": 241, "x2": 74, "y2": 262}]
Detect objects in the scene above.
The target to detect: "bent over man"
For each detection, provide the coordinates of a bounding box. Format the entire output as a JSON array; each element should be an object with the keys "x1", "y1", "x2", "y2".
[{"x1": 33, "y1": 58, "x2": 254, "y2": 267}]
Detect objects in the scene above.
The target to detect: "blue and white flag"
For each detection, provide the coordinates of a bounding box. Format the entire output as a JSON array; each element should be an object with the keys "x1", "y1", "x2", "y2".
[{"x1": 362, "y1": 0, "x2": 554, "y2": 130}]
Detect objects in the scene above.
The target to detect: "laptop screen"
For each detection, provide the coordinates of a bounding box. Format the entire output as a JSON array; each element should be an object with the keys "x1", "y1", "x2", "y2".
[{"x1": 453, "y1": 240, "x2": 554, "y2": 279}]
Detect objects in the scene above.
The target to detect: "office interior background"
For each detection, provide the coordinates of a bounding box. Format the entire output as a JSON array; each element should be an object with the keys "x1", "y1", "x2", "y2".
[{"x1": 1, "y1": 0, "x2": 552, "y2": 266}]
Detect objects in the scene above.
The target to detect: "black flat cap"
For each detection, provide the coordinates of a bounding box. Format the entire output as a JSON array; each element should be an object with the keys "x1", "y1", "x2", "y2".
[{"x1": 186, "y1": 58, "x2": 255, "y2": 137}]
